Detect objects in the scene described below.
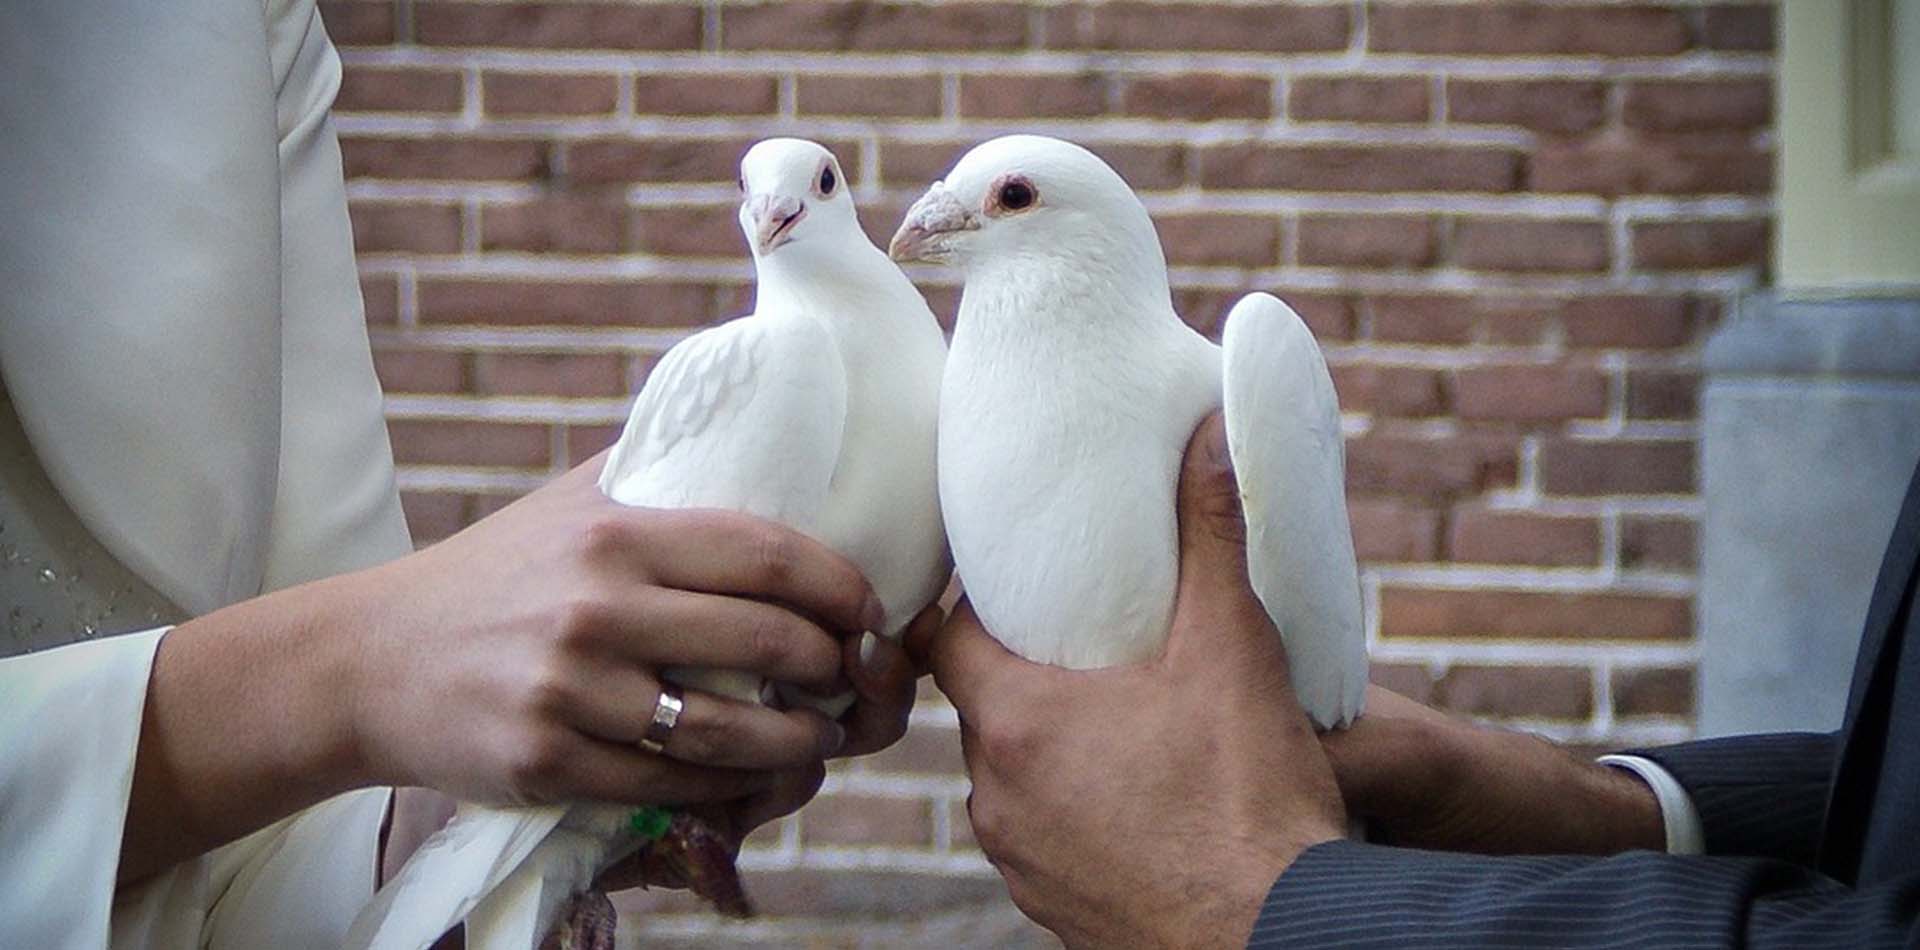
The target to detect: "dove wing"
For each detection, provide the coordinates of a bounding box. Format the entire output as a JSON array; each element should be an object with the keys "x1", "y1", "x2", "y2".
[
  {"x1": 600, "y1": 312, "x2": 847, "y2": 529},
  {"x1": 1220, "y1": 292, "x2": 1368, "y2": 730},
  {"x1": 341, "y1": 804, "x2": 568, "y2": 950}
]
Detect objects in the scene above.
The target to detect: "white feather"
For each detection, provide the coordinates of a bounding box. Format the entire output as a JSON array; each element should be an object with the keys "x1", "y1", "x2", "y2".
[{"x1": 926, "y1": 134, "x2": 1366, "y2": 729}]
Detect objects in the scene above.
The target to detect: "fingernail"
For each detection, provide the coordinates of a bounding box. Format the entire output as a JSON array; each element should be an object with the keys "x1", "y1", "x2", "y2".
[
  {"x1": 823, "y1": 721, "x2": 847, "y2": 755},
  {"x1": 858, "y1": 631, "x2": 879, "y2": 670},
  {"x1": 860, "y1": 594, "x2": 887, "y2": 635}
]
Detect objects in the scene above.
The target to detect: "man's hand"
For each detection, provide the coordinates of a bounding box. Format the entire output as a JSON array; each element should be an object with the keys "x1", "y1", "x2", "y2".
[
  {"x1": 1321, "y1": 685, "x2": 1665, "y2": 855},
  {"x1": 912, "y1": 414, "x2": 1345, "y2": 950}
]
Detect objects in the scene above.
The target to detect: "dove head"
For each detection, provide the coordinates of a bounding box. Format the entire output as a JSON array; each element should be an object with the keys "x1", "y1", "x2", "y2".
[
  {"x1": 736, "y1": 138, "x2": 860, "y2": 263},
  {"x1": 888, "y1": 135, "x2": 1169, "y2": 302}
]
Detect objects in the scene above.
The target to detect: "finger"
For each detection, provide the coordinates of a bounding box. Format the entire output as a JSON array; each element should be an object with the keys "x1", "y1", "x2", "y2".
[
  {"x1": 555, "y1": 733, "x2": 773, "y2": 806},
  {"x1": 925, "y1": 599, "x2": 1032, "y2": 718},
  {"x1": 597, "y1": 587, "x2": 844, "y2": 691},
  {"x1": 730, "y1": 761, "x2": 827, "y2": 835},
  {"x1": 563, "y1": 671, "x2": 845, "y2": 770},
  {"x1": 1173, "y1": 411, "x2": 1254, "y2": 603},
  {"x1": 837, "y1": 623, "x2": 924, "y2": 758},
  {"x1": 634, "y1": 509, "x2": 885, "y2": 637}
]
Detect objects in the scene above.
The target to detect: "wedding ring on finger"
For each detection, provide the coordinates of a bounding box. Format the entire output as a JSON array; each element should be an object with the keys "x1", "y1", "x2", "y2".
[{"x1": 638, "y1": 682, "x2": 685, "y2": 755}]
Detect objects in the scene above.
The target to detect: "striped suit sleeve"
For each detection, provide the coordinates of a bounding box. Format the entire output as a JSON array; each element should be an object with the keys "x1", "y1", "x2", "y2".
[
  {"x1": 1628, "y1": 732, "x2": 1838, "y2": 865},
  {"x1": 1250, "y1": 840, "x2": 1920, "y2": 949}
]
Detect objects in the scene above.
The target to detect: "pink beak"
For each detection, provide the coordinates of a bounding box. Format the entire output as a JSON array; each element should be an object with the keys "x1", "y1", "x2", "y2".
[{"x1": 749, "y1": 194, "x2": 806, "y2": 253}]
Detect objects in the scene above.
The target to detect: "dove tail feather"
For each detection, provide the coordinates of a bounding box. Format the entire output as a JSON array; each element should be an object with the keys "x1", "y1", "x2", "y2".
[
  {"x1": 1220, "y1": 292, "x2": 1369, "y2": 730},
  {"x1": 341, "y1": 805, "x2": 568, "y2": 950}
]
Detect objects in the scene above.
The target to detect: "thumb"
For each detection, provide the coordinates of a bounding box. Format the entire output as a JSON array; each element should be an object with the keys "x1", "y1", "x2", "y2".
[{"x1": 1174, "y1": 411, "x2": 1252, "y2": 602}]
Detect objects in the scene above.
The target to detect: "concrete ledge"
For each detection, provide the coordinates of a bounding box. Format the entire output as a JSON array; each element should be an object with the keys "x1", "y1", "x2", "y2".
[
  {"x1": 1699, "y1": 294, "x2": 1920, "y2": 737},
  {"x1": 1707, "y1": 294, "x2": 1920, "y2": 379}
]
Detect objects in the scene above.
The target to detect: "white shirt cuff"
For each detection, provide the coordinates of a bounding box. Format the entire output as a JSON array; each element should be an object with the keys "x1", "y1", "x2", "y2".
[{"x1": 1597, "y1": 754, "x2": 1706, "y2": 855}]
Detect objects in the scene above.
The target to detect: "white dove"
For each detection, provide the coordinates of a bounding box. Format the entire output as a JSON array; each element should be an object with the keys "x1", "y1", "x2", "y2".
[
  {"x1": 888, "y1": 134, "x2": 1366, "y2": 729},
  {"x1": 344, "y1": 137, "x2": 949, "y2": 950}
]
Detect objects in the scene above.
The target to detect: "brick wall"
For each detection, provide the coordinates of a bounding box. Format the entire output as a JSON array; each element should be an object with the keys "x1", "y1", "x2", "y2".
[{"x1": 322, "y1": 1, "x2": 1773, "y2": 944}]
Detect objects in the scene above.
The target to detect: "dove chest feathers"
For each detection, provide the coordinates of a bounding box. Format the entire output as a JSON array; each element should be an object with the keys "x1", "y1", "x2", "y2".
[
  {"x1": 939, "y1": 265, "x2": 1221, "y2": 669},
  {"x1": 779, "y1": 269, "x2": 949, "y2": 630}
]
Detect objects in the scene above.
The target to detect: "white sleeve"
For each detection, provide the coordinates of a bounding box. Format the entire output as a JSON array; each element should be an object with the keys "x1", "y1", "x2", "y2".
[
  {"x1": 1597, "y1": 754, "x2": 1707, "y2": 855},
  {"x1": 0, "y1": 630, "x2": 165, "y2": 950}
]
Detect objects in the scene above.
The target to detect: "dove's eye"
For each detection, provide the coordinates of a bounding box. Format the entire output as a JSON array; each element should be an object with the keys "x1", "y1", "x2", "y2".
[
  {"x1": 818, "y1": 165, "x2": 837, "y2": 196},
  {"x1": 991, "y1": 176, "x2": 1037, "y2": 215}
]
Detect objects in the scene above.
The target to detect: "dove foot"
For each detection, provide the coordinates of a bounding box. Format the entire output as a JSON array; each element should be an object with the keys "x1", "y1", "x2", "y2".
[{"x1": 538, "y1": 890, "x2": 616, "y2": 950}]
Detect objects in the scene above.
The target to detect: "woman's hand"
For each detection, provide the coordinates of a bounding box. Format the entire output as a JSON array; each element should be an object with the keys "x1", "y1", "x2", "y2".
[
  {"x1": 342, "y1": 456, "x2": 883, "y2": 807},
  {"x1": 124, "y1": 455, "x2": 888, "y2": 881}
]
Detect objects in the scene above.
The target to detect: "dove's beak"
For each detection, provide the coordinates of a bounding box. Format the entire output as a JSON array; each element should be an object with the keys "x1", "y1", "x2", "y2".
[
  {"x1": 748, "y1": 194, "x2": 807, "y2": 254},
  {"x1": 888, "y1": 185, "x2": 978, "y2": 264}
]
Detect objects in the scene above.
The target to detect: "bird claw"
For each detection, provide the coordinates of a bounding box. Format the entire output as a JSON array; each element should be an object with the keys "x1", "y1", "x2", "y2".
[
  {"x1": 593, "y1": 810, "x2": 755, "y2": 919},
  {"x1": 537, "y1": 890, "x2": 616, "y2": 950}
]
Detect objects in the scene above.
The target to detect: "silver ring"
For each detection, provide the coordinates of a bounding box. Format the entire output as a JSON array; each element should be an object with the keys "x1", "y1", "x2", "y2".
[{"x1": 638, "y1": 682, "x2": 685, "y2": 755}]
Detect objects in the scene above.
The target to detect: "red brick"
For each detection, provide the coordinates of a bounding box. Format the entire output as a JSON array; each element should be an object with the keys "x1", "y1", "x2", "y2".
[
  {"x1": 1368, "y1": 294, "x2": 1527, "y2": 345},
  {"x1": 1380, "y1": 587, "x2": 1692, "y2": 641},
  {"x1": 1046, "y1": 3, "x2": 1350, "y2": 52},
  {"x1": 1152, "y1": 214, "x2": 1280, "y2": 267},
  {"x1": 414, "y1": 3, "x2": 701, "y2": 50},
  {"x1": 567, "y1": 424, "x2": 624, "y2": 467},
  {"x1": 349, "y1": 202, "x2": 463, "y2": 254},
  {"x1": 360, "y1": 275, "x2": 399, "y2": 326},
  {"x1": 372, "y1": 347, "x2": 467, "y2": 394},
  {"x1": 633, "y1": 74, "x2": 779, "y2": 116},
  {"x1": 417, "y1": 278, "x2": 719, "y2": 328},
  {"x1": 1288, "y1": 76, "x2": 1429, "y2": 123},
  {"x1": 1531, "y1": 138, "x2": 1771, "y2": 196},
  {"x1": 1329, "y1": 364, "x2": 1446, "y2": 417},
  {"x1": 336, "y1": 66, "x2": 464, "y2": 114},
  {"x1": 1122, "y1": 74, "x2": 1271, "y2": 120},
  {"x1": 467, "y1": 492, "x2": 527, "y2": 522},
  {"x1": 859, "y1": 724, "x2": 965, "y2": 775},
  {"x1": 1297, "y1": 214, "x2": 1436, "y2": 268},
  {"x1": 882, "y1": 140, "x2": 1185, "y2": 190},
  {"x1": 1369, "y1": 662, "x2": 1436, "y2": 704},
  {"x1": 318, "y1": 1, "x2": 395, "y2": 46},
  {"x1": 721, "y1": 3, "x2": 1030, "y2": 51},
  {"x1": 1474, "y1": 297, "x2": 1561, "y2": 345},
  {"x1": 1562, "y1": 295, "x2": 1696, "y2": 349},
  {"x1": 400, "y1": 491, "x2": 467, "y2": 546},
  {"x1": 1447, "y1": 79, "x2": 1607, "y2": 134},
  {"x1": 483, "y1": 72, "x2": 618, "y2": 116},
  {"x1": 473, "y1": 352, "x2": 626, "y2": 398},
  {"x1": 570, "y1": 137, "x2": 861, "y2": 186},
  {"x1": 1174, "y1": 288, "x2": 1353, "y2": 341},
  {"x1": 1448, "y1": 509, "x2": 1602, "y2": 566},
  {"x1": 341, "y1": 137, "x2": 548, "y2": 182},
  {"x1": 1436, "y1": 665, "x2": 1593, "y2": 720},
  {"x1": 630, "y1": 205, "x2": 747, "y2": 258},
  {"x1": 482, "y1": 196, "x2": 626, "y2": 254},
  {"x1": 1199, "y1": 144, "x2": 1520, "y2": 193},
  {"x1": 1611, "y1": 667, "x2": 1694, "y2": 716},
  {"x1": 801, "y1": 794, "x2": 932, "y2": 847},
  {"x1": 798, "y1": 74, "x2": 943, "y2": 118},
  {"x1": 1624, "y1": 79, "x2": 1771, "y2": 132},
  {"x1": 1700, "y1": 5, "x2": 1773, "y2": 51},
  {"x1": 1626, "y1": 369, "x2": 1699, "y2": 420},
  {"x1": 960, "y1": 73, "x2": 1106, "y2": 118},
  {"x1": 1540, "y1": 439, "x2": 1694, "y2": 496},
  {"x1": 1631, "y1": 219, "x2": 1770, "y2": 271},
  {"x1": 1454, "y1": 364, "x2": 1608, "y2": 422},
  {"x1": 1346, "y1": 435, "x2": 1519, "y2": 501},
  {"x1": 387, "y1": 419, "x2": 552, "y2": 468},
  {"x1": 1620, "y1": 517, "x2": 1696, "y2": 571},
  {"x1": 1455, "y1": 218, "x2": 1609, "y2": 274},
  {"x1": 1348, "y1": 498, "x2": 1441, "y2": 562},
  {"x1": 1369, "y1": 4, "x2": 1689, "y2": 55}
]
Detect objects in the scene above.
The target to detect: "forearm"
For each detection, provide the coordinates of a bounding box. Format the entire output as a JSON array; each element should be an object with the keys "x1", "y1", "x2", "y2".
[{"x1": 119, "y1": 571, "x2": 374, "y2": 883}]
